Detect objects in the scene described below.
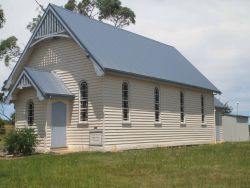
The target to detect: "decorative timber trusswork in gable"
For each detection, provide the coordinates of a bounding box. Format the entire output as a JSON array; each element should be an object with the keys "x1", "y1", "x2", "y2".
[
  {"x1": 17, "y1": 75, "x2": 31, "y2": 89},
  {"x1": 35, "y1": 10, "x2": 66, "y2": 39}
]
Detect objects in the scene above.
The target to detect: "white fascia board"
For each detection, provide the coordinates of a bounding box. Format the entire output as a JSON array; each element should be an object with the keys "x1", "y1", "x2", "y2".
[
  {"x1": 5, "y1": 71, "x2": 44, "y2": 104},
  {"x1": 4, "y1": 7, "x2": 52, "y2": 90}
]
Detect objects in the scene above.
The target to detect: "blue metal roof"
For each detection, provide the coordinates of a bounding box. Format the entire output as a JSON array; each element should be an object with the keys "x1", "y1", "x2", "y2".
[
  {"x1": 214, "y1": 98, "x2": 224, "y2": 109},
  {"x1": 50, "y1": 4, "x2": 220, "y2": 93},
  {"x1": 24, "y1": 68, "x2": 73, "y2": 98}
]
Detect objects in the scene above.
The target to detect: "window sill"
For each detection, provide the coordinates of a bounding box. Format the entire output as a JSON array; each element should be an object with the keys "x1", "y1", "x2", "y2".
[
  {"x1": 154, "y1": 122, "x2": 162, "y2": 127},
  {"x1": 122, "y1": 121, "x2": 131, "y2": 127},
  {"x1": 180, "y1": 122, "x2": 186, "y2": 127},
  {"x1": 78, "y1": 122, "x2": 88, "y2": 128},
  {"x1": 201, "y1": 123, "x2": 207, "y2": 127}
]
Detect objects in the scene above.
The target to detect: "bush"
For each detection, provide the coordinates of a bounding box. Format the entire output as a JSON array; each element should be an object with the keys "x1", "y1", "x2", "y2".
[
  {"x1": 4, "y1": 128, "x2": 38, "y2": 155},
  {"x1": 0, "y1": 126, "x2": 5, "y2": 134}
]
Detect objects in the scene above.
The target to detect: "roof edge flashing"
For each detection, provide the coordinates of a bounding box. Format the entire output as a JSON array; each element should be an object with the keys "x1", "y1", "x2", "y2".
[{"x1": 105, "y1": 68, "x2": 221, "y2": 94}]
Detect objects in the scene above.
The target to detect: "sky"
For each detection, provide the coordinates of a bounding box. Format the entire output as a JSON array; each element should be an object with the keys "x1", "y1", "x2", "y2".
[{"x1": 0, "y1": 0, "x2": 249, "y2": 117}]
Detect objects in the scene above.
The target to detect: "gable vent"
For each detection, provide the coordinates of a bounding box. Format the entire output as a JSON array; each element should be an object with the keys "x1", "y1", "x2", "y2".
[
  {"x1": 17, "y1": 75, "x2": 31, "y2": 89},
  {"x1": 35, "y1": 10, "x2": 66, "y2": 39}
]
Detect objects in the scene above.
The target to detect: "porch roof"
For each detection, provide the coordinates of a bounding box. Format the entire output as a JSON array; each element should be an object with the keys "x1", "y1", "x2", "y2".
[
  {"x1": 5, "y1": 68, "x2": 74, "y2": 103},
  {"x1": 25, "y1": 68, "x2": 74, "y2": 98}
]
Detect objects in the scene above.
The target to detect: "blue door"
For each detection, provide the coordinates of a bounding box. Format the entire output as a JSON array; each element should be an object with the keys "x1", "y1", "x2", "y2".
[{"x1": 51, "y1": 102, "x2": 67, "y2": 148}]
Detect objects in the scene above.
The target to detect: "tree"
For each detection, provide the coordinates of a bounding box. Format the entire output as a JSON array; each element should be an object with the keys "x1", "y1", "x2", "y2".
[
  {"x1": 0, "y1": 92, "x2": 11, "y2": 121},
  {"x1": 0, "y1": 5, "x2": 21, "y2": 66},
  {"x1": 26, "y1": 11, "x2": 43, "y2": 34},
  {"x1": 222, "y1": 102, "x2": 233, "y2": 114},
  {"x1": 27, "y1": 0, "x2": 136, "y2": 33},
  {"x1": 0, "y1": 5, "x2": 5, "y2": 28}
]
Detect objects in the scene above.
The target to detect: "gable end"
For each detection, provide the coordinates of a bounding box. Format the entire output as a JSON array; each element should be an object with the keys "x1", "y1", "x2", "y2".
[{"x1": 35, "y1": 10, "x2": 66, "y2": 39}]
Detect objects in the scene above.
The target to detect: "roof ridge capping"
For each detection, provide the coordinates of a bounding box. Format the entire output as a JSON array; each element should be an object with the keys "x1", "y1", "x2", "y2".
[{"x1": 49, "y1": 3, "x2": 175, "y2": 49}]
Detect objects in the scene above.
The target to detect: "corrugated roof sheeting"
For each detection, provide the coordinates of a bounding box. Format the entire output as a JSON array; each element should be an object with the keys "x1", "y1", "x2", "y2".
[
  {"x1": 25, "y1": 68, "x2": 73, "y2": 98},
  {"x1": 51, "y1": 4, "x2": 220, "y2": 93},
  {"x1": 214, "y1": 97, "x2": 224, "y2": 108}
]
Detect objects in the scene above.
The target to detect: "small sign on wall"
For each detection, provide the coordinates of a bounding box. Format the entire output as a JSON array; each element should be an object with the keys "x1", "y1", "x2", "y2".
[{"x1": 89, "y1": 130, "x2": 103, "y2": 146}]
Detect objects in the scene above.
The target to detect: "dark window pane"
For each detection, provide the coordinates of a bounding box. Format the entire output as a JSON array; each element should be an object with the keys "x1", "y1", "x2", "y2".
[
  {"x1": 27, "y1": 101, "x2": 34, "y2": 126},
  {"x1": 181, "y1": 113, "x2": 184, "y2": 122},
  {"x1": 80, "y1": 81, "x2": 88, "y2": 121},
  {"x1": 122, "y1": 82, "x2": 129, "y2": 121},
  {"x1": 123, "y1": 109, "x2": 128, "y2": 120},
  {"x1": 201, "y1": 95, "x2": 205, "y2": 123},
  {"x1": 123, "y1": 101, "x2": 128, "y2": 108},
  {"x1": 155, "y1": 104, "x2": 159, "y2": 110},
  {"x1": 81, "y1": 101, "x2": 88, "y2": 108},
  {"x1": 155, "y1": 112, "x2": 159, "y2": 122},
  {"x1": 123, "y1": 91, "x2": 128, "y2": 99},
  {"x1": 154, "y1": 87, "x2": 160, "y2": 121}
]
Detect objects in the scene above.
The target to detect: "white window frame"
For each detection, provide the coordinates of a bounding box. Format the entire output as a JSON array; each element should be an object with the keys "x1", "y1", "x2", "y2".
[
  {"x1": 79, "y1": 81, "x2": 88, "y2": 124},
  {"x1": 122, "y1": 81, "x2": 130, "y2": 123},
  {"x1": 154, "y1": 87, "x2": 161, "y2": 123},
  {"x1": 27, "y1": 100, "x2": 34, "y2": 126},
  {"x1": 180, "y1": 91, "x2": 185, "y2": 124},
  {"x1": 201, "y1": 94, "x2": 205, "y2": 124}
]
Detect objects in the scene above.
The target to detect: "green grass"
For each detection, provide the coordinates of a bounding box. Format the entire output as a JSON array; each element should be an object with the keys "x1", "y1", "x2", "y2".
[{"x1": 0, "y1": 142, "x2": 250, "y2": 188}]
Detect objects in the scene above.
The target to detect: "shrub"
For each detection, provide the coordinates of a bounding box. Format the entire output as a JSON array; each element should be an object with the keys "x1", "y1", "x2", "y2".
[
  {"x1": 4, "y1": 128, "x2": 38, "y2": 155},
  {"x1": 0, "y1": 125, "x2": 5, "y2": 134}
]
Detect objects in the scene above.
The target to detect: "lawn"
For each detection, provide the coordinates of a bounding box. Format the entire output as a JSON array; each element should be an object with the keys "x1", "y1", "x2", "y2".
[{"x1": 0, "y1": 142, "x2": 250, "y2": 188}]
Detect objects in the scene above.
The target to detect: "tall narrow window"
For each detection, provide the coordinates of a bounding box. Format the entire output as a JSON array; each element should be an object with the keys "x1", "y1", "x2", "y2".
[
  {"x1": 80, "y1": 81, "x2": 88, "y2": 122},
  {"x1": 27, "y1": 100, "x2": 34, "y2": 126},
  {"x1": 122, "y1": 82, "x2": 129, "y2": 121},
  {"x1": 201, "y1": 95, "x2": 205, "y2": 123},
  {"x1": 154, "y1": 87, "x2": 160, "y2": 122},
  {"x1": 180, "y1": 92, "x2": 184, "y2": 123}
]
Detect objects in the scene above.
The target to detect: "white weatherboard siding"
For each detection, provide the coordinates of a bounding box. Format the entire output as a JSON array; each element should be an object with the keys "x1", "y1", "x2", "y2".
[
  {"x1": 15, "y1": 88, "x2": 47, "y2": 151},
  {"x1": 103, "y1": 75, "x2": 215, "y2": 150},
  {"x1": 14, "y1": 37, "x2": 216, "y2": 151},
  {"x1": 25, "y1": 38, "x2": 103, "y2": 150},
  {"x1": 222, "y1": 116, "x2": 249, "y2": 142},
  {"x1": 215, "y1": 110, "x2": 224, "y2": 142}
]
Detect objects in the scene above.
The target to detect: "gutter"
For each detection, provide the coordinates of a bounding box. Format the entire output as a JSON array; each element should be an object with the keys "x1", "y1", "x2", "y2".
[{"x1": 105, "y1": 68, "x2": 221, "y2": 94}]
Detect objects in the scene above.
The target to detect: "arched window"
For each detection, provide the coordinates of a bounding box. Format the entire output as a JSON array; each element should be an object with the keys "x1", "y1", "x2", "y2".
[
  {"x1": 80, "y1": 81, "x2": 88, "y2": 122},
  {"x1": 201, "y1": 95, "x2": 205, "y2": 123},
  {"x1": 154, "y1": 87, "x2": 160, "y2": 122},
  {"x1": 27, "y1": 100, "x2": 34, "y2": 126},
  {"x1": 122, "y1": 82, "x2": 129, "y2": 121},
  {"x1": 180, "y1": 92, "x2": 185, "y2": 123}
]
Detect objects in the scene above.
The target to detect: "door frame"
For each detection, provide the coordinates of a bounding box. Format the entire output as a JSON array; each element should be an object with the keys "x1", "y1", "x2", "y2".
[{"x1": 49, "y1": 99, "x2": 70, "y2": 148}]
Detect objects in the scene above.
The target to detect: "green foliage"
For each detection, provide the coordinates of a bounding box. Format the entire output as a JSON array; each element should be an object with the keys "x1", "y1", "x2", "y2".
[
  {"x1": 0, "y1": 118, "x2": 4, "y2": 127},
  {"x1": 26, "y1": 12, "x2": 43, "y2": 33},
  {"x1": 97, "y1": 0, "x2": 121, "y2": 19},
  {"x1": 223, "y1": 102, "x2": 233, "y2": 114},
  {"x1": 0, "y1": 118, "x2": 5, "y2": 134},
  {"x1": 65, "y1": 0, "x2": 97, "y2": 16},
  {"x1": 10, "y1": 112, "x2": 15, "y2": 125},
  {"x1": 0, "y1": 4, "x2": 20, "y2": 66},
  {"x1": 64, "y1": 0, "x2": 77, "y2": 11},
  {"x1": 0, "y1": 36, "x2": 20, "y2": 66},
  {"x1": 0, "y1": 5, "x2": 5, "y2": 28},
  {"x1": 4, "y1": 128, "x2": 38, "y2": 155},
  {"x1": 108, "y1": 6, "x2": 135, "y2": 28}
]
